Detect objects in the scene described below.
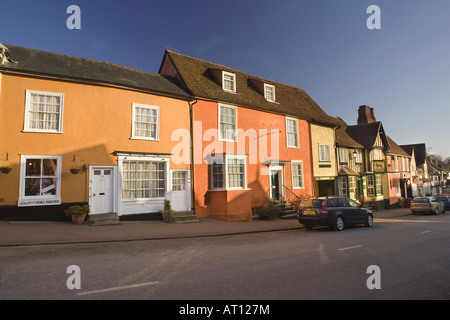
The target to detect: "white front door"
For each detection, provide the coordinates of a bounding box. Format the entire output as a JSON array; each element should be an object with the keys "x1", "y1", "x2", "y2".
[
  {"x1": 90, "y1": 167, "x2": 114, "y2": 214},
  {"x1": 170, "y1": 170, "x2": 190, "y2": 211}
]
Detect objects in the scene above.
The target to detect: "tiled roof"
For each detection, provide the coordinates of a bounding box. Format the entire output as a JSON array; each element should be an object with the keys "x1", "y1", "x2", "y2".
[
  {"x1": 330, "y1": 116, "x2": 364, "y2": 149},
  {"x1": 161, "y1": 50, "x2": 337, "y2": 126},
  {"x1": 0, "y1": 44, "x2": 193, "y2": 99},
  {"x1": 386, "y1": 136, "x2": 410, "y2": 157}
]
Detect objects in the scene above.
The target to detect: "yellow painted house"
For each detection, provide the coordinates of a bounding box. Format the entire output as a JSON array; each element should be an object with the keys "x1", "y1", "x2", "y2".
[
  {"x1": 0, "y1": 44, "x2": 193, "y2": 220},
  {"x1": 309, "y1": 123, "x2": 338, "y2": 196}
]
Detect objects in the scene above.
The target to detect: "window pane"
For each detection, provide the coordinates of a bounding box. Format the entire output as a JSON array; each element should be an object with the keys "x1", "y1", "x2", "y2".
[
  {"x1": 41, "y1": 178, "x2": 56, "y2": 195},
  {"x1": 134, "y1": 105, "x2": 158, "y2": 139},
  {"x1": 27, "y1": 93, "x2": 62, "y2": 132},
  {"x1": 43, "y1": 159, "x2": 57, "y2": 176},
  {"x1": 227, "y1": 159, "x2": 244, "y2": 189},
  {"x1": 25, "y1": 178, "x2": 41, "y2": 196},
  {"x1": 292, "y1": 163, "x2": 303, "y2": 188},
  {"x1": 26, "y1": 159, "x2": 41, "y2": 176},
  {"x1": 286, "y1": 119, "x2": 298, "y2": 147},
  {"x1": 219, "y1": 106, "x2": 236, "y2": 140}
]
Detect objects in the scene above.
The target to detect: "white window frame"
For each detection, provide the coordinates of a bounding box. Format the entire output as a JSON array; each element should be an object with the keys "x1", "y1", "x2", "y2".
[
  {"x1": 131, "y1": 103, "x2": 160, "y2": 141},
  {"x1": 339, "y1": 147, "x2": 348, "y2": 164},
  {"x1": 18, "y1": 155, "x2": 62, "y2": 207},
  {"x1": 319, "y1": 144, "x2": 331, "y2": 162},
  {"x1": 285, "y1": 117, "x2": 299, "y2": 148},
  {"x1": 375, "y1": 174, "x2": 383, "y2": 196},
  {"x1": 367, "y1": 175, "x2": 375, "y2": 197},
  {"x1": 264, "y1": 84, "x2": 276, "y2": 102},
  {"x1": 355, "y1": 149, "x2": 363, "y2": 164},
  {"x1": 291, "y1": 160, "x2": 304, "y2": 189},
  {"x1": 210, "y1": 154, "x2": 248, "y2": 191},
  {"x1": 120, "y1": 157, "x2": 167, "y2": 200},
  {"x1": 373, "y1": 149, "x2": 383, "y2": 160},
  {"x1": 394, "y1": 156, "x2": 399, "y2": 172},
  {"x1": 24, "y1": 90, "x2": 64, "y2": 133},
  {"x1": 218, "y1": 103, "x2": 237, "y2": 142},
  {"x1": 222, "y1": 71, "x2": 236, "y2": 93},
  {"x1": 338, "y1": 176, "x2": 347, "y2": 197}
]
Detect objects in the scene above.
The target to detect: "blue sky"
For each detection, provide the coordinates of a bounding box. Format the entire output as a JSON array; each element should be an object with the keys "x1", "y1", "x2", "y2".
[{"x1": 1, "y1": 0, "x2": 449, "y2": 158}]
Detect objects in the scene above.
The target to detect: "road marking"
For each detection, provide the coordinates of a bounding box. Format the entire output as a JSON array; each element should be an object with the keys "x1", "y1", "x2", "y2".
[
  {"x1": 339, "y1": 245, "x2": 363, "y2": 251},
  {"x1": 421, "y1": 230, "x2": 433, "y2": 234},
  {"x1": 77, "y1": 281, "x2": 159, "y2": 296}
]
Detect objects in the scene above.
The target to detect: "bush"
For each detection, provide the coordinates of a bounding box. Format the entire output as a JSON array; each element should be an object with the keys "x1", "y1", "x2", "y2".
[
  {"x1": 65, "y1": 205, "x2": 90, "y2": 216},
  {"x1": 162, "y1": 200, "x2": 175, "y2": 223},
  {"x1": 255, "y1": 197, "x2": 280, "y2": 220}
]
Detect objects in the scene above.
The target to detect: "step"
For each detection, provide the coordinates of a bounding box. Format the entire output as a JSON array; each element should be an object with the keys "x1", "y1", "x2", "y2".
[
  {"x1": 173, "y1": 211, "x2": 200, "y2": 224},
  {"x1": 88, "y1": 213, "x2": 120, "y2": 226}
]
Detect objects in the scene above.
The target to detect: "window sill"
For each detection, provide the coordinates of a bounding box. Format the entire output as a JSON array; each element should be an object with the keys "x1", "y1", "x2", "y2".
[
  {"x1": 208, "y1": 188, "x2": 252, "y2": 192},
  {"x1": 130, "y1": 137, "x2": 160, "y2": 141},
  {"x1": 22, "y1": 130, "x2": 63, "y2": 134}
]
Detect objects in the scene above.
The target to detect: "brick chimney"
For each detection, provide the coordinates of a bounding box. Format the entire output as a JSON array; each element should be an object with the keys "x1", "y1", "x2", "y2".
[{"x1": 357, "y1": 105, "x2": 377, "y2": 125}]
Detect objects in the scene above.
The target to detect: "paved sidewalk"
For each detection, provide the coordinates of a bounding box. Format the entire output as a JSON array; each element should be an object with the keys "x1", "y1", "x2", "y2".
[{"x1": 0, "y1": 208, "x2": 412, "y2": 247}]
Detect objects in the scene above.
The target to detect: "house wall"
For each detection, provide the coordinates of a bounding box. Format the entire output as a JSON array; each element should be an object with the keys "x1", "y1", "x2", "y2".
[
  {"x1": 0, "y1": 73, "x2": 191, "y2": 220},
  {"x1": 192, "y1": 99, "x2": 314, "y2": 221}
]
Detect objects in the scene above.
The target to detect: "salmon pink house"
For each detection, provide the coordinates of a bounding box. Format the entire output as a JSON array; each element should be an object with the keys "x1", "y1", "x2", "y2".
[{"x1": 159, "y1": 50, "x2": 336, "y2": 221}]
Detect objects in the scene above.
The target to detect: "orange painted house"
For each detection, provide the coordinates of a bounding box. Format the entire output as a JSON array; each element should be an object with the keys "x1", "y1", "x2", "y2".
[
  {"x1": 0, "y1": 44, "x2": 194, "y2": 220},
  {"x1": 159, "y1": 50, "x2": 337, "y2": 221}
]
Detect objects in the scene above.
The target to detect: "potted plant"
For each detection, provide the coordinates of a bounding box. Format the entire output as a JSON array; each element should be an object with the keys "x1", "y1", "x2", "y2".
[
  {"x1": 0, "y1": 166, "x2": 12, "y2": 174},
  {"x1": 65, "y1": 205, "x2": 90, "y2": 225}
]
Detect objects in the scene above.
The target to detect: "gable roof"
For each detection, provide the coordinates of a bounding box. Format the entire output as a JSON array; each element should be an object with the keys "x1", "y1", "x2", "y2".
[
  {"x1": 386, "y1": 136, "x2": 410, "y2": 157},
  {"x1": 0, "y1": 44, "x2": 193, "y2": 100},
  {"x1": 331, "y1": 116, "x2": 364, "y2": 149},
  {"x1": 401, "y1": 143, "x2": 427, "y2": 165},
  {"x1": 346, "y1": 121, "x2": 389, "y2": 149},
  {"x1": 160, "y1": 50, "x2": 337, "y2": 126}
]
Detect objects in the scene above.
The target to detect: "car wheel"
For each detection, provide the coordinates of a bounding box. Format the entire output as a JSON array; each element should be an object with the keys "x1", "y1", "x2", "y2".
[
  {"x1": 333, "y1": 216, "x2": 344, "y2": 231},
  {"x1": 365, "y1": 214, "x2": 374, "y2": 227},
  {"x1": 304, "y1": 224, "x2": 313, "y2": 230}
]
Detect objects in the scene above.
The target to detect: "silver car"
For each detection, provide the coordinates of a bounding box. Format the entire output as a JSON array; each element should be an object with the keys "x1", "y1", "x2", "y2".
[{"x1": 411, "y1": 197, "x2": 445, "y2": 215}]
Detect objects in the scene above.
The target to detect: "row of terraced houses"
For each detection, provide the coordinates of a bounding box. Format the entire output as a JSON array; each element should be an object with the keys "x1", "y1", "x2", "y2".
[{"x1": 0, "y1": 43, "x2": 440, "y2": 221}]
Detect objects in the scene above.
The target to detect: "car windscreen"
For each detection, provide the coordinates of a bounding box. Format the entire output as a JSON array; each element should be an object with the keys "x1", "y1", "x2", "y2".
[
  {"x1": 436, "y1": 197, "x2": 449, "y2": 201},
  {"x1": 413, "y1": 198, "x2": 430, "y2": 203}
]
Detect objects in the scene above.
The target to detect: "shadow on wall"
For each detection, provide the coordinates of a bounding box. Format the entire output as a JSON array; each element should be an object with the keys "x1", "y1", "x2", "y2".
[{"x1": 0, "y1": 144, "x2": 115, "y2": 221}]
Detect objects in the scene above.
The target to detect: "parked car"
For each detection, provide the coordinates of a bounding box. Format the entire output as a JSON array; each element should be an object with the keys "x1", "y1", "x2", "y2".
[
  {"x1": 297, "y1": 196, "x2": 373, "y2": 231},
  {"x1": 436, "y1": 196, "x2": 450, "y2": 210},
  {"x1": 410, "y1": 197, "x2": 445, "y2": 215}
]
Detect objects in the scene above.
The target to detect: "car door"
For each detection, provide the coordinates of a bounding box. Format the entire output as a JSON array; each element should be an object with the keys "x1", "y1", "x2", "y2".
[
  {"x1": 430, "y1": 197, "x2": 440, "y2": 213},
  {"x1": 337, "y1": 198, "x2": 355, "y2": 224},
  {"x1": 348, "y1": 198, "x2": 367, "y2": 223}
]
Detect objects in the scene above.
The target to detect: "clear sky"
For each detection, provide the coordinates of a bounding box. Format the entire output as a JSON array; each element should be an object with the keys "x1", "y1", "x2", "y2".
[{"x1": 1, "y1": 0, "x2": 449, "y2": 158}]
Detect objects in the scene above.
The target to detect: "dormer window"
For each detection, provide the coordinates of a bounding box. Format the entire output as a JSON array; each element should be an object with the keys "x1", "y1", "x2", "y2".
[
  {"x1": 264, "y1": 84, "x2": 275, "y2": 102},
  {"x1": 222, "y1": 71, "x2": 236, "y2": 93}
]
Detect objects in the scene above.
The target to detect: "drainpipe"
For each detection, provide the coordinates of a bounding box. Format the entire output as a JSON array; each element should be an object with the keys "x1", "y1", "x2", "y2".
[
  {"x1": 307, "y1": 122, "x2": 315, "y2": 196},
  {"x1": 189, "y1": 98, "x2": 198, "y2": 212}
]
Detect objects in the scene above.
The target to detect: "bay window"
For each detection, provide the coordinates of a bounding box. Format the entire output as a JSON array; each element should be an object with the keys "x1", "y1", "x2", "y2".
[{"x1": 210, "y1": 154, "x2": 247, "y2": 190}]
